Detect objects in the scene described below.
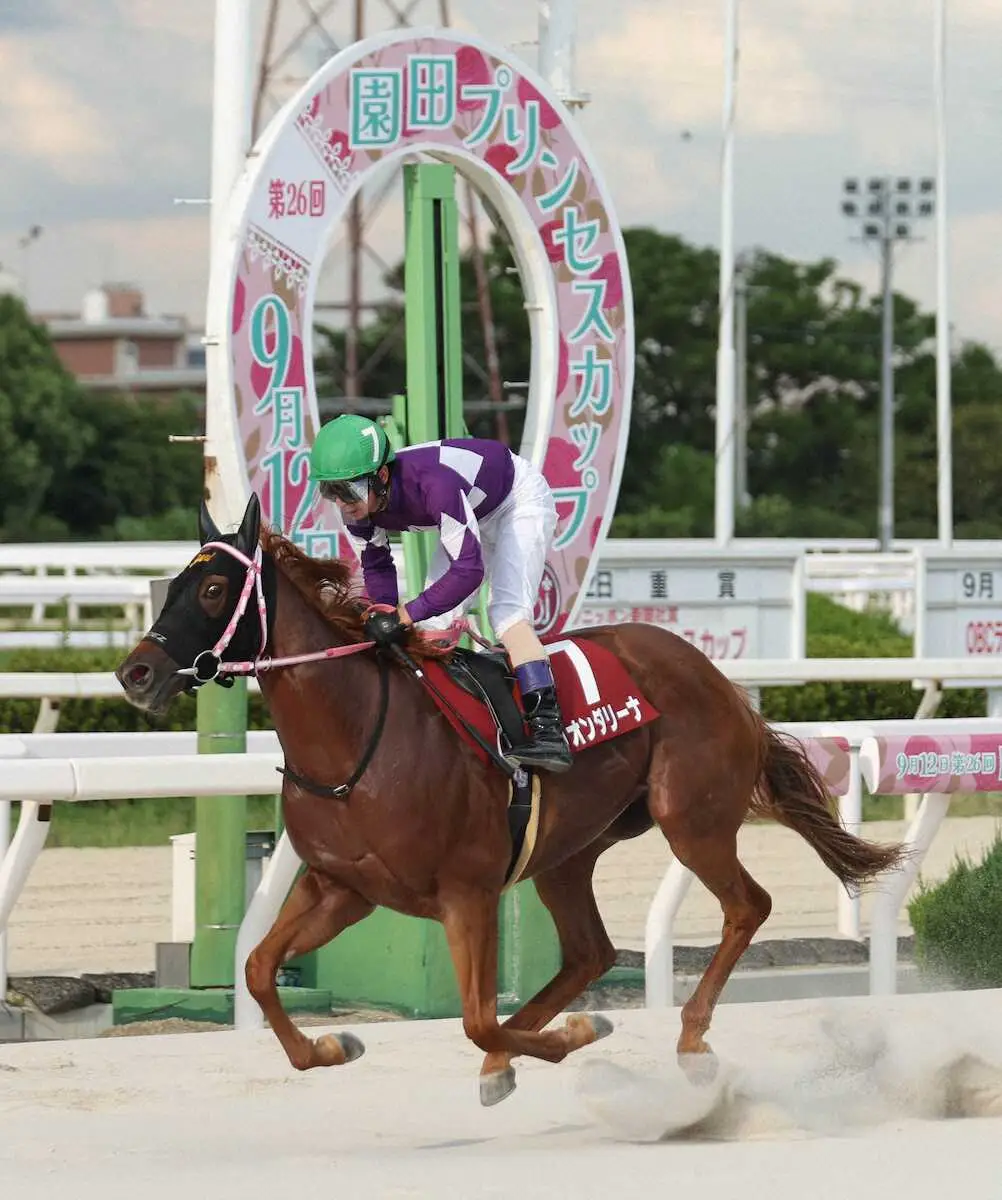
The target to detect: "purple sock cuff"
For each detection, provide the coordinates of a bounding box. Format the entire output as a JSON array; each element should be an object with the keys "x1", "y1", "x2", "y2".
[{"x1": 515, "y1": 659, "x2": 554, "y2": 695}]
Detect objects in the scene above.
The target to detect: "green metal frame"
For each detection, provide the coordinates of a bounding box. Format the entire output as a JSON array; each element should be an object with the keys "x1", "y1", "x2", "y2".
[
  {"x1": 190, "y1": 678, "x2": 248, "y2": 987},
  {"x1": 186, "y1": 161, "x2": 559, "y2": 1016},
  {"x1": 310, "y1": 163, "x2": 559, "y2": 1015}
]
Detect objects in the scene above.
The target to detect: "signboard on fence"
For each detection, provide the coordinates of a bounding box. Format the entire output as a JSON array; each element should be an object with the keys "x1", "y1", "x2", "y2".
[
  {"x1": 915, "y1": 549, "x2": 1002, "y2": 664},
  {"x1": 575, "y1": 543, "x2": 805, "y2": 661}
]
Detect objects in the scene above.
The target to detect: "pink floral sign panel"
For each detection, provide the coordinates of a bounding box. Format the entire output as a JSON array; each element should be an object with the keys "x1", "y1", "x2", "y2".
[{"x1": 225, "y1": 31, "x2": 633, "y2": 634}]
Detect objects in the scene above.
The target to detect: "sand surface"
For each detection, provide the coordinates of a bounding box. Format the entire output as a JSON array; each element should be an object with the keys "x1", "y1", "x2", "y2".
[
  {"x1": 2, "y1": 989, "x2": 1002, "y2": 1198},
  {"x1": 5, "y1": 816, "x2": 1001, "y2": 975}
]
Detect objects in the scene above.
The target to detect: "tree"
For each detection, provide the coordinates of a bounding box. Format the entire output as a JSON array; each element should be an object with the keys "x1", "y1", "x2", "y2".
[
  {"x1": 312, "y1": 225, "x2": 1002, "y2": 539},
  {"x1": 46, "y1": 391, "x2": 203, "y2": 538},
  {"x1": 0, "y1": 295, "x2": 92, "y2": 538}
]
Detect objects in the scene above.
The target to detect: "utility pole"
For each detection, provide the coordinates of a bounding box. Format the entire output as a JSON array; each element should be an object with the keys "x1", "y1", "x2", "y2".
[
  {"x1": 735, "y1": 258, "x2": 749, "y2": 510},
  {"x1": 841, "y1": 176, "x2": 935, "y2": 550}
]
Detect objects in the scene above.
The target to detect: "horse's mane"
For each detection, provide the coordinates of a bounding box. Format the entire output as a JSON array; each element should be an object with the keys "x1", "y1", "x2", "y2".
[
  {"x1": 261, "y1": 527, "x2": 368, "y2": 641},
  {"x1": 260, "y1": 527, "x2": 451, "y2": 659}
]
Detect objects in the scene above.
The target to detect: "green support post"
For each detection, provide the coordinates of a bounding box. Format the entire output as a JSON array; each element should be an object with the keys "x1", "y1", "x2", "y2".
[
  {"x1": 189, "y1": 678, "x2": 248, "y2": 987},
  {"x1": 402, "y1": 162, "x2": 464, "y2": 441},
  {"x1": 398, "y1": 161, "x2": 465, "y2": 585},
  {"x1": 309, "y1": 161, "x2": 561, "y2": 1017}
]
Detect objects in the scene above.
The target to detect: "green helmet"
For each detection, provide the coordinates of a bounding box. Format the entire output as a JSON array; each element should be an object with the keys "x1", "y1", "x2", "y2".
[{"x1": 309, "y1": 414, "x2": 395, "y2": 481}]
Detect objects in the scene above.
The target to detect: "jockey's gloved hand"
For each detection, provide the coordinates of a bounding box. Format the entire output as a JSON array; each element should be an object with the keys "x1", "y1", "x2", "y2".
[{"x1": 364, "y1": 609, "x2": 409, "y2": 649}]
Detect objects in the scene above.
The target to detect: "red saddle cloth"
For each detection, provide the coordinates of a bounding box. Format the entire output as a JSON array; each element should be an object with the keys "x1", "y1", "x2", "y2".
[{"x1": 422, "y1": 634, "x2": 660, "y2": 763}]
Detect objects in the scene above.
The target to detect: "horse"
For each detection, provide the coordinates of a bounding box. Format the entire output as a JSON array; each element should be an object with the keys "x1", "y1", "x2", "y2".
[{"x1": 116, "y1": 492, "x2": 905, "y2": 1106}]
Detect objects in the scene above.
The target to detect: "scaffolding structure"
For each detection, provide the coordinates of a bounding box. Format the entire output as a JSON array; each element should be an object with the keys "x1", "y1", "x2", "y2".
[{"x1": 250, "y1": 0, "x2": 510, "y2": 436}]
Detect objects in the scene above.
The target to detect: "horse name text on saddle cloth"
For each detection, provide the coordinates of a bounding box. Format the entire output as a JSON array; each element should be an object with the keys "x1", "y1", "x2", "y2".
[{"x1": 426, "y1": 636, "x2": 660, "y2": 764}]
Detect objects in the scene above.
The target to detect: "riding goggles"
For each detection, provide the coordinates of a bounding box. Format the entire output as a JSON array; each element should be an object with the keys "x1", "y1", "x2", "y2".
[{"x1": 317, "y1": 475, "x2": 372, "y2": 506}]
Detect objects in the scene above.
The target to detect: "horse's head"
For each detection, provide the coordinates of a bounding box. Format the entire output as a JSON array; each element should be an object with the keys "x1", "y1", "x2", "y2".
[{"x1": 116, "y1": 492, "x2": 272, "y2": 715}]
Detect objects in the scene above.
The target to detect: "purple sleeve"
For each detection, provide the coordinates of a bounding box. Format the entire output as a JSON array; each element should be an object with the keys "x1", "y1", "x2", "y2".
[
  {"x1": 406, "y1": 485, "x2": 484, "y2": 624},
  {"x1": 346, "y1": 521, "x2": 398, "y2": 607}
]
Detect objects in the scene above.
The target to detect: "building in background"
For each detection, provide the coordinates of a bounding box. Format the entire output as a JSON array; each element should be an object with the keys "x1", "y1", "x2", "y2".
[{"x1": 39, "y1": 284, "x2": 206, "y2": 402}]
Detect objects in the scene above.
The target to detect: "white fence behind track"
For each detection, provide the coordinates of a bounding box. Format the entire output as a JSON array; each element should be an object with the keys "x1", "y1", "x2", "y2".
[
  {"x1": 4, "y1": 655, "x2": 1002, "y2": 1025},
  {"x1": 8, "y1": 537, "x2": 998, "y2": 645}
]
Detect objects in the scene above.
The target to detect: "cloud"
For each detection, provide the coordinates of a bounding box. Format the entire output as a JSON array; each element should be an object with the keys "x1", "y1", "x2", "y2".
[
  {"x1": 0, "y1": 0, "x2": 62, "y2": 32},
  {"x1": 122, "y1": 0, "x2": 215, "y2": 41},
  {"x1": 0, "y1": 44, "x2": 107, "y2": 182},
  {"x1": 942, "y1": 211, "x2": 1002, "y2": 346},
  {"x1": 19, "y1": 210, "x2": 211, "y2": 318},
  {"x1": 584, "y1": 4, "x2": 842, "y2": 139},
  {"x1": 0, "y1": 0, "x2": 1000, "y2": 358},
  {"x1": 0, "y1": 7, "x2": 213, "y2": 217}
]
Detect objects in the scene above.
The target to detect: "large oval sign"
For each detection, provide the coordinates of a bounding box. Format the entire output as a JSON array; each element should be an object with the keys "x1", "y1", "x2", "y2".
[{"x1": 207, "y1": 28, "x2": 634, "y2": 635}]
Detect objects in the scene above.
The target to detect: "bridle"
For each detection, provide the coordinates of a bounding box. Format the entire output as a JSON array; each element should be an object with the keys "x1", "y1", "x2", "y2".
[
  {"x1": 166, "y1": 537, "x2": 508, "y2": 794},
  {"x1": 168, "y1": 538, "x2": 394, "y2": 800},
  {"x1": 174, "y1": 539, "x2": 378, "y2": 688}
]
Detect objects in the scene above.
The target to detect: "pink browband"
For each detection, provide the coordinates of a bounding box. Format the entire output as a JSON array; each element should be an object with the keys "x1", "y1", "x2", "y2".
[{"x1": 173, "y1": 540, "x2": 468, "y2": 684}]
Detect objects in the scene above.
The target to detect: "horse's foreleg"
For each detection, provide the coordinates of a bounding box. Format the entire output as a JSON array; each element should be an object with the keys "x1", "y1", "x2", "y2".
[
  {"x1": 479, "y1": 848, "x2": 616, "y2": 1093},
  {"x1": 441, "y1": 885, "x2": 612, "y2": 1107},
  {"x1": 244, "y1": 868, "x2": 373, "y2": 1071}
]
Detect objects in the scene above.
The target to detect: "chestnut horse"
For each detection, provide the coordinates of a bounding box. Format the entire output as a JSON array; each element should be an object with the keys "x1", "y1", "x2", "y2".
[{"x1": 117, "y1": 493, "x2": 903, "y2": 1105}]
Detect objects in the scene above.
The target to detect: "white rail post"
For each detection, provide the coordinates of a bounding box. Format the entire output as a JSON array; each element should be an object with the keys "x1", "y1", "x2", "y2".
[
  {"x1": 868, "y1": 792, "x2": 951, "y2": 994},
  {"x1": 836, "y1": 745, "x2": 863, "y2": 939},
  {"x1": 644, "y1": 858, "x2": 695, "y2": 1007},
  {"x1": 233, "y1": 830, "x2": 303, "y2": 1030},
  {"x1": 0, "y1": 801, "x2": 54, "y2": 998}
]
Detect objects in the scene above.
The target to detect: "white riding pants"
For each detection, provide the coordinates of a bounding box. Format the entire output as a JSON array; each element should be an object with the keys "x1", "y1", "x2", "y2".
[{"x1": 418, "y1": 453, "x2": 556, "y2": 637}]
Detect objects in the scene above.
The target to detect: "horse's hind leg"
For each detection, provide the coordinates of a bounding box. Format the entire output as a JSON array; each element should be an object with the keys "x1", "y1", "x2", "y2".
[
  {"x1": 244, "y1": 867, "x2": 373, "y2": 1071},
  {"x1": 667, "y1": 832, "x2": 771, "y2": 1069},
  {"x1": 479, "y1": 845, "x2": 617, "y2": 1102}
]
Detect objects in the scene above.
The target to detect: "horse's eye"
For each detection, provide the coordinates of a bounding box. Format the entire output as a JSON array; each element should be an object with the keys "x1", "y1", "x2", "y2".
[{"x1": 205, "y1": 583, "x2": 224, "y2": 601}]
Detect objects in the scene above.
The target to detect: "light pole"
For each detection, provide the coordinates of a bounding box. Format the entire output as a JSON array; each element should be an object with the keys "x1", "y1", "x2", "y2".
[
  {"x1": 714, "y1": 0, "x2": 739, "y2": 545},
  {"x1": 734, "y1": 255, "x2": 750, "y2": 510},
  {"x1": 841, "y1": 176, "x2": 935, "y2": 550},
  {"x1": 17, "y1": 225, "x2": 42, "y2": 309}
]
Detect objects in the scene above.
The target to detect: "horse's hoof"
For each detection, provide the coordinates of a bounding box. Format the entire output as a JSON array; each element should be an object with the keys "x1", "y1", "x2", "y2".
[
  {"x1": 480, "y1": 1066, "x2": 517, "y2": 1107},
  {"x1": 591, "y1": 1014, "x2": 615, "y2": 1042},
  {"x1": 337, "y1": 1031, "x2": 366, "y2": 1064},
  {"x1": 678, "y1": 1051, "x2": 719, "y2": 1087}
]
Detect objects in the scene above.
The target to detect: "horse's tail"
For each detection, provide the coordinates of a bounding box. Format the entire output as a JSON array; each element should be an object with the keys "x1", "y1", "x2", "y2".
[{"x1": 749, "y1": 714, "x2": 906, "y2": 890}]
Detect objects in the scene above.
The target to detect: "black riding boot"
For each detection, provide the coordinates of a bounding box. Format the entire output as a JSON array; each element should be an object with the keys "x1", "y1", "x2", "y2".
[{"x1": 510, "y1": 685, "x2": 573, "y2": 774}]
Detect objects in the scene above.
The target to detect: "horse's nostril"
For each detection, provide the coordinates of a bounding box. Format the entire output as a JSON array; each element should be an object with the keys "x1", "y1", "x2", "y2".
[{"x1": 126, "y1": 663, "x2": 152, "y2": 691}]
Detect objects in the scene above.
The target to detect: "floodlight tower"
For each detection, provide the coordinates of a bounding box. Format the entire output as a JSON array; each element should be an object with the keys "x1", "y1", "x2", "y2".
[{"x1": 841, "y1": 176, "x2": 935, "y2": 550}]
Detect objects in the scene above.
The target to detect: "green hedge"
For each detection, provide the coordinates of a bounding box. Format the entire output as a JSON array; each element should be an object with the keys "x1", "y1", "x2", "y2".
[
  {"x1": 0, "y1": 648, "x2": 273, "y2": 734},
  {"x1": 759, "y1": 595, "x2": 986, "y2": 723},
  {"x1": 908, "y1": 832, "x2": 1002, "y2": 987}
]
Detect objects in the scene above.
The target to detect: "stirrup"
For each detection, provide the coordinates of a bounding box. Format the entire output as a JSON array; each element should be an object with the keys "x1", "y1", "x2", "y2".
[{"x1": 506, "y1": 739, "x2": 573, "y2": 774}]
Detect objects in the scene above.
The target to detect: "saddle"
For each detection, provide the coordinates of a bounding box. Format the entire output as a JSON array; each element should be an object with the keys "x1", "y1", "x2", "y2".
[
  {"x1": 442, "y1": 647, "x2": 531, "y2": 755},
  {"x1": 426, "y1": 638, "x2": 661, "y2": 884},
  {"x1": 442, "y1": 647, "x2": 535, "y2": 886}
]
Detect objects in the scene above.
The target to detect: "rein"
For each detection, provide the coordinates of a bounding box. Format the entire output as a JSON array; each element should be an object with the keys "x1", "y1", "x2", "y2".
[
  {"x1": 174, "y1": 540, "x2": 378, "y2": 686},
  {"x1": 171, "y1": 539, "x2": 477, "y2": 799}
]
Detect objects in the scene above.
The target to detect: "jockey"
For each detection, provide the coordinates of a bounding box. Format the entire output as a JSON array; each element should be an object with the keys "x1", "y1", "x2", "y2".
[{"x1": 309, "y1": 413, "x2": 573, "y2": 773}]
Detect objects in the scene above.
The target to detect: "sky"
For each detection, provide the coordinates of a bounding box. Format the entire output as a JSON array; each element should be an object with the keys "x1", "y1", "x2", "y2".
[{"x1": 1, "y1": 0, "x2": 1000, "y2": 352}]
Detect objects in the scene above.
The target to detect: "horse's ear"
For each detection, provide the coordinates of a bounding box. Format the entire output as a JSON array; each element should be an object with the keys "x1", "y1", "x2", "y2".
[
  {"x1": 235, "y1": 492, "x2": 261, "y2": 555},
  {"x1": 198, "y1": 498, "x2": 222, "y2": 545}
]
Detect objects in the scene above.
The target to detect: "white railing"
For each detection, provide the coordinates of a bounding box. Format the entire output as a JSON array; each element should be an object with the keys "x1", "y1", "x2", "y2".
[
  {"x1": 0, "y1": 542, "x2": 195, "y2": 572},
  {"x1": 4, "y1": 657, "x2": 1002, "y2": 1024},
  {"x1": 0, "y1": 543, "x2": 191, "y2": 627},
  {"x1": 0, "y1": 575, "x2": 153, "y2": 631},
  {"x1": 0, "y1": 537, "x2": 959, "y2": 646}
]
